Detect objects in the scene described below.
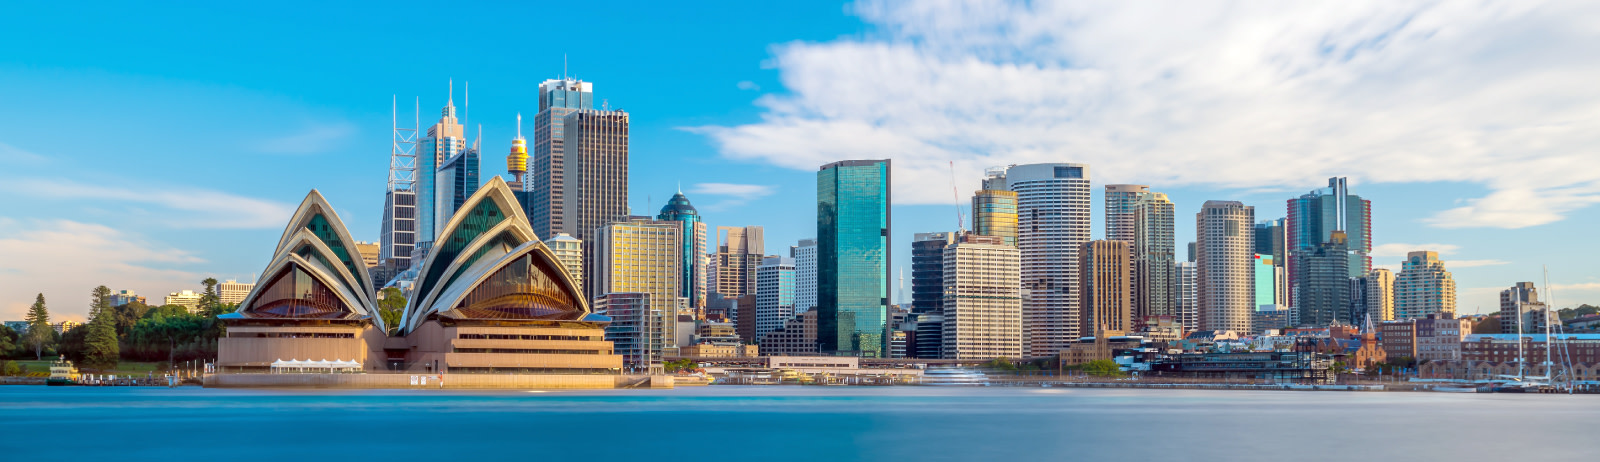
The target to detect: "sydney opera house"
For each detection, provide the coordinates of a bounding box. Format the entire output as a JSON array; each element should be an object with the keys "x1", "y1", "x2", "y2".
[{"x1": 215, "y1": 178, "x2": 632, "y2": 388}]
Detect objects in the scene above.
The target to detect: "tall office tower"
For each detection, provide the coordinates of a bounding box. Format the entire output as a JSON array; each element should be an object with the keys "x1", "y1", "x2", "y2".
[
  {"x1": 563, "y1": 109, "x2": 630, "y2": 295},
  {"x1": 1394, "y1": 251, "x2": 1457, "y2": 320},
  {"x1": 1499, "y1": 282, "x2": 1546, "y2": 333},
  {"x1": 972, "y1": 189, "x2": 1018, "y2": 246},
  {"x1": 940, "y1": 233, "x2": 1022, "y2": 360},
  {"x1": 911, "y1": 232, "x2": 957, "y2": 315},
  {"x1": 417, "y1": 83, "x2": 466, "y2": 242},
  {"x1": 818, "y1": 159, "x2": 891, "y2": 357},
  {"x1": 793, "y1": 239, "x2": 818, "y2": 314},
  {"x1": 506, "y1": 114, "x2": 528, "y2": 189},
  {"x1": 1174, "y1": 261, "x2": 1198, "y2": 331},
  {"x1": 755, "y1": 256, "x2": 796, "y2": 339},
  {"x1": 1300, "y1": 231, "x2": 1352, "y2": 326},
  {"x1": 380, "y1": 99, "x2": 420, "y2": 275},
  {"x1": 1196, "y1": 201, "x2": 1255, "y2": 333},
  {"x1": 1253, "y1": 218, "x2": 1287, "y2": 305},
  {"x1": 658, "y1": 191, "x2": 708, "y2": 309},
  {"x1": 1286, "y1": 177, "x2": 1371, "y2": 311},
  {"x1": 1002, "y1": 163, "x2": 1091, "y2": 357},
  {"x1": 547, "y1": 233, "x2": 583, "y2": 293},
  {"x1": 1079, "y1": 240, "x2": 1133, "y2": 334},
  {"x1": 1104, "y1": 184, "x2": 1149, "y2": 243},
  {"x1": 593, "y1": 217, "x2": 683, "y2": 359},
  {"x1": 435, "y1": 135, "x2": 480, "y2": 224},
  {"x1": 529, "y1": 77, "x2": 594, "y2": 239},
  {"x1": 1253, "y1": 254, "x2": 1283, "y2": 309},
  {"x1": 711, "y1": 226, "x2": 764, "y2": 297},
  {"x1": 1131, "y1": 192, "x2": 1176, "y2": 322},
  {"x1": 1350, "y1": 268, "x2": 1394, "y2": 323}
]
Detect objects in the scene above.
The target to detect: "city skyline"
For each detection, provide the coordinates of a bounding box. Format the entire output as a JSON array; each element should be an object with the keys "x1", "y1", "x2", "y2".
[{"x1": 5, "y1": 1, "x2": 1600, "y2": 322}]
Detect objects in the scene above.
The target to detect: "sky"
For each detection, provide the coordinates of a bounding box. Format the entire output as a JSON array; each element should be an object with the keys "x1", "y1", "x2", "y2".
[{"x1": 3, "y1": 0, "x2": 1599, "y2": 322}]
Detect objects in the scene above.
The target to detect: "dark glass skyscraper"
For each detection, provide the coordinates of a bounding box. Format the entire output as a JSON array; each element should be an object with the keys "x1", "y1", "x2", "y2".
[
  {"x1": 1287, "y1": 177, "x2": 1370, "y2": 326},
  {"x1": 529, "y1": 78, "x2": 594, "y2": 240},
  {"x1": 817, "y1": 159, "x2": 891, "y2": 357}
]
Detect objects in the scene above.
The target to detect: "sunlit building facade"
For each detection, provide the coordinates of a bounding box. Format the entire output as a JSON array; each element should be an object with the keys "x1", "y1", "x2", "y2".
[
  {"x1": 593, "y1": 217, "x2": 684, "y2": 361},
  {"x1": 817, "y1": 160, "x2": 891, "y2": 357},
  {"x1": 1196, "y1": 201, "x2": 1255, "y2": 333}
]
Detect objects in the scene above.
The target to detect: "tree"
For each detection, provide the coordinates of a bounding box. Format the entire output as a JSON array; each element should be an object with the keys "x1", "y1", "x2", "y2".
[
  {"x1": 2, "y1": 360, "x2": 18, "y2": 376},
  {"x1": 985, "y1": 357, "x2": 1018, "y2": 371},
  {"x1": 0, "y1": 324, "x2": 17, "y2": 358},
  {"x1": 1082, "y1": 359, "x2": 1125, "y2": 378},
  {"x1": 199, "y1": 278, "x2": 220, "y2": 316},
  {"x1": 24, "y1": 293, "x2": 53, "y2": 360},
  {"x1": 133, "y1": 306, "x2": 205, "y2": 367},
  {"x1": 83, "y1": 286, "x2": 120, "y2": 369},
  {"x1": 377, "y1": 287, "x2": 406, "y2": 333}
]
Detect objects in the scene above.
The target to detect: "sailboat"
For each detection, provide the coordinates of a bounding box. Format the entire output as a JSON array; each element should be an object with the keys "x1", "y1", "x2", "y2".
[{"x1": 1488, "y1": 268, "x2": 1568, "y2": 393}]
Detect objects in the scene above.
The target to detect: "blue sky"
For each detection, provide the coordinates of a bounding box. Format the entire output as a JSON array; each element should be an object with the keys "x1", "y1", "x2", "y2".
[{"x1": 3, "y1": 1, "x2": 1599, "y2": 321}]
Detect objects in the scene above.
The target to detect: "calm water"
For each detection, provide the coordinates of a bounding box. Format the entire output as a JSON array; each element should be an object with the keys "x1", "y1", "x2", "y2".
[{"x1": 1, "y1": 385, "x2": 1596, "y2": 461}]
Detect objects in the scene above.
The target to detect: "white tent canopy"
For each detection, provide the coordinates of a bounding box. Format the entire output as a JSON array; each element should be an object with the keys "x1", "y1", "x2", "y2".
[{"x1": 268, "y1": 358, "x2": 363, "y2": 374}]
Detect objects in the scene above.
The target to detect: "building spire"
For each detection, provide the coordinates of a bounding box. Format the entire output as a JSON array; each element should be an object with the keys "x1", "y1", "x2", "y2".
[{"x1": 516, "y1": 113, "x2": 523, "y2": 140}]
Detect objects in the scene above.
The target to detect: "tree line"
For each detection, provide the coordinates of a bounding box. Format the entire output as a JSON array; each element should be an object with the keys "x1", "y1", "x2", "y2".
[{"x1": 0, "y1": 278, "x2": 237, "y2": 373}]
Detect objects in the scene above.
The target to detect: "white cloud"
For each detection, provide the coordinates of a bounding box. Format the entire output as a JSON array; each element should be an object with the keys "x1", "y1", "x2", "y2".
[
  {"x1": 737, "y1": 81, "x2": 761, "y2": 91},
  {"x1": 689, "y1": 183, "x2": 778, "y2": 212},
  {"x1": 696, "y1": 0, "x2": 1600, "y2": 228},
  {"x1": 1372, "y1": 243, "x2": 1460, "y2": 258},
  {"x1": 1551, "y1": 282, "x2": 1600, "y2": 291},
  {"x1": 4, "y1": 178, "x2": 294, "y2": 229},
  {"x1": 0, "y1": 218, "x2": 203, "y2": 321},
  {"x1": 0, "y1": 141, "x2": 48, "y2": 165},
  {"x1": 256, "y1": 122, "x2": 356, "y2": 154},
  {"x1": 1450, "y1": 259, "x2": 1510, "y2": 268}
]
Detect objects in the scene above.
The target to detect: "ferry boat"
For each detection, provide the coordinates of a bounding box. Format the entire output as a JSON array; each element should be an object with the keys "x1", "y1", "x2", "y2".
[
  {"x1": 46, "y1": 359, "x2": 79, "y2": 386},
  {"x1": 921, "y1": 368, "x2": 989, "y2": 386}
]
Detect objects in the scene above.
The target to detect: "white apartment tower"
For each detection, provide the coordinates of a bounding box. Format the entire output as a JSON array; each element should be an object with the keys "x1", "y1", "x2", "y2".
[
  {"x1": 941, "y1": 234, "x2": 1023, "y2": 360},
  {"x1": 1000, "y1": 163, "x2": 1092, "y2": 357},
  {"x1": 1394, "y1": 251, "x2": 1457, "y2": 321},
  {"x1": 1196, "y1": 201, "x2": 1255, "y2": 333},
  {"x1": 793, "y1": 238, "x2": 818, "y2": 314}
]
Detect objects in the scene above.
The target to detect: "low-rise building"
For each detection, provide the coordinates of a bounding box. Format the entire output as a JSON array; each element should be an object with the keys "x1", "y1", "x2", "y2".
[
  {"x1": 758, "y1": 309, "x2": 817, "y2": 356},
  {"x1": 165, "y1": 290, "x2": 202, "y2": 312},
  {"x1": 680, "y1": 343, "x2": 759, "y2": 358},
  {"x1": 1149, "y1": 351, "x2": 1332, "y2": 383}
]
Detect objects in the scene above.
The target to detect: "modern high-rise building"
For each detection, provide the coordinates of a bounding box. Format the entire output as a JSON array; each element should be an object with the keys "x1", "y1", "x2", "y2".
[
  {"x1": 380, "y1": 99, "x2": 420, "y2": 276},
  {"x1": 971, "y1": 189, "x2": 1018, "y2": 247},
  {"x1": 1253, "y1": 218, "x2": 1287, "y2": 305},
  {"x1": 528, "y1": 78, "x2": 594, "y2": 240},
  {"x1": 546, "y1": 233, "x2": 583, "y2": 293},
  {"x1": 436, "y1": 128, "x2": 481, "y2": 226},
  {"x1": 793, "y1": 239, "x2": 818, "y2": 314},
  {"x1": 911, "y1": 232, "x2": 957, "y2": 315},
  {"x1": 1300, "y1": 231, "x2": 1352, "y2": 326},
  {"x1": 1394, "y1": 251, "x2": 1456, "y2": 320},
  {"x1": 712, "y1": 226, "x2": 764, "y2": 298},
  {"x1": 1080, "y1": 240, "x2": 1132, "y2": 334},
  {"x1": 1104, "y1": 184, "x2": 1149, "y2": 243},
  {"x1": 1286, "y1": 178, "x2": 1371, "y2": 312},
  {"x1": 658, "y1": 191, "x2": 708, "y2": 309},
  {"x1": 1499, "y1": 282, "x2": 1546, "y2": 334},
  {"x1": 217, "y1": 280, "x2": 256, "y2": 306},
  {"x1": 755, "y1": 256, "x2": 796, "y2": 340},
  {"x1": 817, "y1": 159, "x2": 891, "y2": 357},
  {"x1": 999, "y1": 163, "x2": 1091, "y2": 357},
  {"x1": 563, "y1": 109, "x2": 630, "y2": 295},
  {"x1": 1131, "y1": 191, "x2": 1175, "y2": 322},
  {"x1": 592, "y1": 217, "x2": 683, "y2": 358},
  {"x1": 1351, "y1": 268, "x2": 1394, "y2": 323},
  {"x1": 594, "y1": 292, "x2": 659, "y2": 372},
  {"x1": 1196, "y1": 200, "x2": 1255, "y2": 333},
  {"x1": 1175, "y1": 261, "x2": 1198, "y2": 331},
  {"x1": 417, "y1": 84, "x2": 467, "y2": 243},
  {"x1": 940, "y1": 233, "x2": 1022, "y2": 360}
]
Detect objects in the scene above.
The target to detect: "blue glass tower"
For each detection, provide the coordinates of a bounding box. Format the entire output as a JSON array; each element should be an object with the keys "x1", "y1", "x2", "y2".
[
  {"x1": 418, "y1": 85, "x2": 465, "y2": 242},
  {"x1": 657, "y1": 191, "x2": 705, "y2": 309},
  {"x1": 817, "y1": 159, "x2": 890, "y2": 357}
]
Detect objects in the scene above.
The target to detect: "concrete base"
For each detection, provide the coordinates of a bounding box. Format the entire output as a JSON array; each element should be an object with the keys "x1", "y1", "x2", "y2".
[{"x1": 205, "y1": 373, "x2": 674, "y2": 389}]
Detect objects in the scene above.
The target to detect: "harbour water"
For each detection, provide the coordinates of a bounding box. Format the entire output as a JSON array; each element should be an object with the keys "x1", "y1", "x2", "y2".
[{"x1": 2, "y1": 386, "x2": 1596, "y2": 461}]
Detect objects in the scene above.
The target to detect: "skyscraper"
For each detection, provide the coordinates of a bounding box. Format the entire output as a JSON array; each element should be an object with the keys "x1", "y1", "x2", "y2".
[
  {"x1": 1253, "y1": 218, "x2": 1287, "y2": 306},
  {"x1": 1196, "y1": 200, "x2": 1255, "y2": 333},
  {"x1": 1080, "y1": 240, "x2": 1132, "y2": 334},
  {"x1": 1104, "y1": 184, "x2": 1149, "y2": 243},
  {"x1": 547, "y1": 233, "x2": 583, "y2": 293},
  {"x1": 817, "y1": 159, "x2": 891, "y2": 357},
  {"x1": 1300, "y1": 231, "x2": 1352, "y2": 326},
  {"x1": 563, "y1": 109, "x2": 630, "y2": 297},
  {"x1": 529, "y1": 78, "x2": 594, "y2": 240},
  {"x1": 1131, "y1": 191, "x2": 1176, "y2": 322},
  {"x1": 435, "y1": 137, "x2": 480, "y2": 225},
  {"x1": 712, "y1": 226, "x2": 764, "y2": 298},
  {"x1": 1394, "y1": 251, "x2": 1456, "y2": 320},
  {"x1": 380, "y1": 98, "x2": 419, "y2": 276},
  {"x1": 593, "y1": 217, "x2": 683, "y2": 360},
  {"x1": 793, "y1": 239, "x2": 818, "y2": 314},
  {"x1": 941, "y1": 233, "x2": 1022, "y2": 360},
  {"x1": 755, "y1": 256, "x2": 796, "y2": 340},
  {"x1": 1174, "y1": 261, "x2": 1198, "y2": 331},
  {"x1": 417, "y1": 83, "x2": 466, "y2": 243},
  {"x1": 1286, "y1": 178, "x2": 1371, "y2": 312},
  {"x1": 911, "y1": 232, "x2": 957, "y2": 315},
  {"x1": 658, "y1": 191, "x2": 708, "y2": 309},
  {"x1": 972, "y1": 189, "x2": 1018, "y2": 247},
  {"x1": 1001, "y1": 163, "x2": 1091, "y2": 357},
  {"x1": 1351, "y1": 268, "x2": 1394, "y2": 323}
]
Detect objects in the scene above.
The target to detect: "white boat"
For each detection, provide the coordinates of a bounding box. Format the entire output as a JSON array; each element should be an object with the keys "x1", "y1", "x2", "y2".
[{"x1": 921, "y1": 368, "x2": 989, "y2": 386}]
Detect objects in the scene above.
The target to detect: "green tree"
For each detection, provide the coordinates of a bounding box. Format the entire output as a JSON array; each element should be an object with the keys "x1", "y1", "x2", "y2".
[
  {"x1": 1082, "y1": 359, "x2": 1125, "y2": 378},
  {"x1": 199, "y1": 278, "x2": 220, "y2": 316},
  {"x1": 83, "y1": 286, "x2": 120, "y2": 369},
  {"x1": 0, "y1": 324, "x2": 17, "y2": 358},
  {"x1": 2, "y1": 360, "x2": 18, "y2": 376},
  {"x1": 377, "y1": 287, "x2": 406, "y2": 333},
  {"x1": 24, "y1": 293, "x2": 54, "y2": 360},
  {"x1": 133, "y1": 306, "x2": 205, "y2": 367},
  {"x1": 985, "y1": 357, "x2": 1018, "y2": 371}
]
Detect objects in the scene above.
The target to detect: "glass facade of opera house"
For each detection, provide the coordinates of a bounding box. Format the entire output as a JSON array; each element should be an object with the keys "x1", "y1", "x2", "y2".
[{"x1": 217, "y1": 178, "x2": 623, "y2": 378}]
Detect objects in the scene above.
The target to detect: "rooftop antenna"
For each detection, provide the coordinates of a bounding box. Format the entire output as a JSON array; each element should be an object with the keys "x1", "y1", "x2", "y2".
[
  {"x1": 464, "y1": 81, "x2": 469, "y2": 128},
  {"x1": 564, "y1": 54, "x2": 568, "y2": 80},
  {"x1": 448, "y1": 79, "x2": 453, "y2": 107},
  {"x1": 516, "y1": 113, "x2": 523, "y2": 139},
  {"x1": 949, "y1": 161, "x2": 964, "y2": 233}
]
